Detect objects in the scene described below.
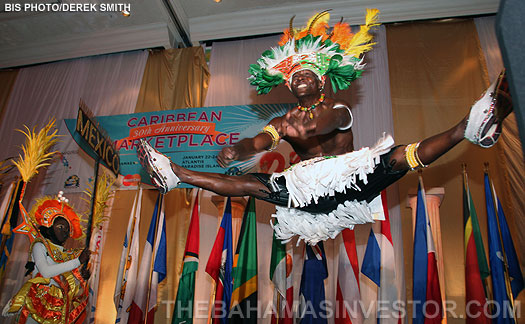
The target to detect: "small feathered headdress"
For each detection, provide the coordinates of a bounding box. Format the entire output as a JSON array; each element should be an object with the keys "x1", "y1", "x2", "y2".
[{"x1": 249, "y1": 9, "x2": 380, "y2": 94}]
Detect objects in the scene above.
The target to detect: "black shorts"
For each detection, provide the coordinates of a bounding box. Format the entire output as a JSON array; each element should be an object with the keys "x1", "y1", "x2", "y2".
[{"x1": 251, "y1": 147, "x2": 408, "y2": 214}]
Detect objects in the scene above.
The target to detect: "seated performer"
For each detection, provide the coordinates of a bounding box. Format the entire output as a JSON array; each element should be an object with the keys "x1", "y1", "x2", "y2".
[
  {"x1": 137, "y1": 10, "x2": 512, "y2": 244},
  {"x1": 3, "y1": 194, "x2": 90, "y2": 324}
]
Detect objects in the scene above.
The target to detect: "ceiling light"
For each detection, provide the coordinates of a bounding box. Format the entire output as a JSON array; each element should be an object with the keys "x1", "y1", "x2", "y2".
[{"x1": 214, "y1": 0, "x2": 221, "y2": 3}]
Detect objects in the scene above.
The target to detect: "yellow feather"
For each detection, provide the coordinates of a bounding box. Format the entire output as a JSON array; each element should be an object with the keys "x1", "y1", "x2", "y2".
[
  {"x1": 344, "y1": 8, "x2": 380, "y2": 57},
  {"x1": 81, "y1": 172, "x2": 115, "y2": 232},
  {"x1": 300, "y1": 11, "x2": 330, "y2": 35},
  {"x1": 11, "y1": 119, "x2": 60, "y2": 183}
]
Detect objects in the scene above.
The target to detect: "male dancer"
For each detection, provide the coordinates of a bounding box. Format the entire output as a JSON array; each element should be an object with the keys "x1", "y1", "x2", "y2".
[{"x1": 137, "y1": 10, "x2": 511, "y2": 244}]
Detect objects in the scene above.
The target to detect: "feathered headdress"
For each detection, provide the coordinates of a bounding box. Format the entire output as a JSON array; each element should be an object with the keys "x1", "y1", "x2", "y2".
[
  {"x1": 30, "y1": 193, "x2": 83, "y2": 239},
  {"x1": 10, "y1": 119, "x2": 115, "y2": 248},
  {"x1": 249, "y1": 9, "x2": 380, "y2": 94}
]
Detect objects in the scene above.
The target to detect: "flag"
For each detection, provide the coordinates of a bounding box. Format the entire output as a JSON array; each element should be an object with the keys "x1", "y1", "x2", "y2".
[
  {"x1": 485, "y1": 172, "x2": 523, "y2": 324},
  {"x1": 172, "y1": 191, "x2": 200, "y2": 324},
  {"x1": 298, "y1": 242, "x2": 328, "y2": 324},
  {"x1": 88, "y1": 223, "x2": 106, "y2": 323},
  {"x1": 413, "y1": 177, "x2": 442, "y2": 324},
  {"x1": 362, "y1": 228, "x2": 380, "y2": 286},
  {"x1": 0, "y1": 180, "x2": 21, "y2": 282},
  {"x1": 491, "y1": 180, "x2": 524, "y2": 299},
  {"x1": 129, "y1": 194, "x2": 166, "y2": 324},
  {"x1": 336, "y1": 228, "x2": 363, "y2": 324},
  {"x1": 377, "y1": 191, "x2": 402, "y2": 324},
  {"x1": 230, "y1": 197, "x2": 258, "y2": 323},
  {"x1": 463, "y1": 170, "x2": 490, "y2": 324},
  {"x1": 360, "y1": 191, "x2": 401, "y2": 323},
  {"x1": 270, "y1": 222, "x2": 293, "y2": 324},
  {"x1": 147, "y1": 195, "x2": 167, "y2": 324},
  {"x1": 114, "y1": 188, "x2": 143, "y2": 324},
  {"x1": 206, "y1": 197, "x2": 234, "y2": 324}
]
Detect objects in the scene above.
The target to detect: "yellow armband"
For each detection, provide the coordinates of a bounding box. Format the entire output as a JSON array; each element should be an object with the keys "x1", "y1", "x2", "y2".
[
  {"x1": 261, "y1": 125, "x2": 280, "y2": 151},
  {"x1": 405, "y1": 142, "x2": 427, "y2": 170}
]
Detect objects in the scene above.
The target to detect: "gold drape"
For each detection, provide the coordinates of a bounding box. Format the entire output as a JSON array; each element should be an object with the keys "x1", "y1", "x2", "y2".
[
  {"x1": 135, "y1": 47, "x2": 210, "y2": 112},
  {"x1": 0, "y1": 69, "x2": 19, "y2": 128},
  {"x1": 387, "y1": 19, "x2": 511, "y2": 317}
]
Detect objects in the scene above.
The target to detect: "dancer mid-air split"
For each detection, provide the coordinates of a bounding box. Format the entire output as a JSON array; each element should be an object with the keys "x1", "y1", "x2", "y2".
[{"x1": 137, "y1": 9, "x2": 512, "y2": 244}]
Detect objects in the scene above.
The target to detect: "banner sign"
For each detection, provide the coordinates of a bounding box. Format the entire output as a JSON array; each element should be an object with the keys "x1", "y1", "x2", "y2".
[
  {"x1": 75, "y1": 104, "x2": 120, "y2": 176},
  {"x1": 64, "y1": 104, "x2": 294, "y2": 188}
]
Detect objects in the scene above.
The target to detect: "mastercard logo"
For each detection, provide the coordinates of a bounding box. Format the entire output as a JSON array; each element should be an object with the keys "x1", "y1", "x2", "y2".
[{"x1": 123, "y1": 174, "x2": 141, "y2": 186}]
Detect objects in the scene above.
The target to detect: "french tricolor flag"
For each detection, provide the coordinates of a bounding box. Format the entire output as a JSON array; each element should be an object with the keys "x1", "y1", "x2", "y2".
[
  {"x1": 413, "y1": 176, "x2": 442, "y2": 324},
  {"x1": 128, "y1": 194, "x2": 167, "y2": 324},
  {"x1": 361, "y1": 190, "x2": 401, "y2": 324}
]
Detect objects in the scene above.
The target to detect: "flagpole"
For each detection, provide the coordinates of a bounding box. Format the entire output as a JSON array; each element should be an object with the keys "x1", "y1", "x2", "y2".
[
  {"x1": 85, "y1": 158, "x2": 100, "y2": 247},
  {"x1": 207, "y1": 196, "x2": 229, "y2": 324},
  {"x1": 484, "y1": 163, "x2": 516, "y2": 322},
  {"x1": 276, "y1": 292, "x2": 281, "y2": 323},
  {"x1": 207, "y1": 281, "x2": 217, "y2": 324},
  {"x1": 115, "y1": 188, "x2": 140, "y2": 318},
  {"x1": 82, "y1": 157, "x2": 100, "y2": 279},
  {"x1": 145, "y1": 193, "x2": 163, "y2": 324}
]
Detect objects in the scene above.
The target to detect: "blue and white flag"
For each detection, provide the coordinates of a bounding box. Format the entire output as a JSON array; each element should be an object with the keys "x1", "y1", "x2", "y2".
[
  {"x1": 299, "y1": 242, "x2": 328, "y2": 324},
  {"x1": 485, "y1": 173, "x2": 523, "y2": 324}
]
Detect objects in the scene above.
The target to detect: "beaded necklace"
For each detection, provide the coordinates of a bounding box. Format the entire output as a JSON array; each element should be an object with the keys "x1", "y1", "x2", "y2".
[{"x1": 297, "y1": 94, "x2": 325, "y2": 119}]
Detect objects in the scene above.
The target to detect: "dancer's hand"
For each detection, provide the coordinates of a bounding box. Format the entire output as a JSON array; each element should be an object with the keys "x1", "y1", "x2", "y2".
[
  {"x1": 79, "y1": 248, "x2": 91, "y2": 265},
  {"x1": 80, "y1": 265, "x2": 91, "y2": 280},
  {"x1": 217, "y1": 146, "x2": 239, "y2": 168}
]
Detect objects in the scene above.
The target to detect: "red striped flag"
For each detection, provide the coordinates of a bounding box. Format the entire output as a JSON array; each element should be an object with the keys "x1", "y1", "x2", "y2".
[{"x1": 336, "y1": 228, "x2": 363, "y2": 324}]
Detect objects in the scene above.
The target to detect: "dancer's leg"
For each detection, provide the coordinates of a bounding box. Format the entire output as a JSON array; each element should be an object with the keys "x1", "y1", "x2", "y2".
[
  {"x1": 137, "y1": 138, "x2": 269, "y2": 197},
  {"x1": 171, "y1": 163, "x2": 269, "y2": 198}
]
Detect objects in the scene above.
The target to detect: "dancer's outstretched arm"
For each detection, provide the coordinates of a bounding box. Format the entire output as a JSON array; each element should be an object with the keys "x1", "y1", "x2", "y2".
[
  {"x1": 374, "y1": 71, "x2": 511, "y2": 172},
  {"x1": 387, "y1": 117, "x2": 468, "y2": 171}
]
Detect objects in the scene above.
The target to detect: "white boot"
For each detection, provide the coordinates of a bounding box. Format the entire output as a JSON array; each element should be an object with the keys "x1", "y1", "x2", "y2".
[
  {"x1": 464, "y1": 70, "x2": 512, "y2": 148},
  {"x1": 137, "y1": 139, "x2": 180, "y2": 194}
]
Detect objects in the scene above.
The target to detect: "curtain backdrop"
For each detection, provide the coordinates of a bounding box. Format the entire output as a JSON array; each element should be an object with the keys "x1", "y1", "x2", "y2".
[
  {"x1": 135, "y1": 47, "x2": 210, "y2": 112},
  {"x1": 475, "y1": 15, "x2": 525, "y2": 308},
  {"x1": 387, "y1": 18, "x2": 511, "y2": 319},
  {"x1": 204, "y1": 35, "x2": 297, "y2": 106},
  {"x1": 203, "y1": 26, "x2": 405, "y2": 324},
  {"x1": 475, "y1": 14, "x2": 525, "y2": 270},
  {"x1": 0, "y1": 69, "x2": 19, "y2": 128},
  {"x1": 0, "y1": 50, "x2": 149, "y2": 324},
  {"x1": 0, "y1": 50, "x2": 148, "y2": 162}
]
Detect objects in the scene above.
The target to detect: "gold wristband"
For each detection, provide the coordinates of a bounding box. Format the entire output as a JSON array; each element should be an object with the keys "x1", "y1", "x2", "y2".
[
  {"x1": 261, "y1": 125, "x2": 280, "y2": 151},
  {"x1": 405, "y1": 142, "x2": 427, "y2": 171}
]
